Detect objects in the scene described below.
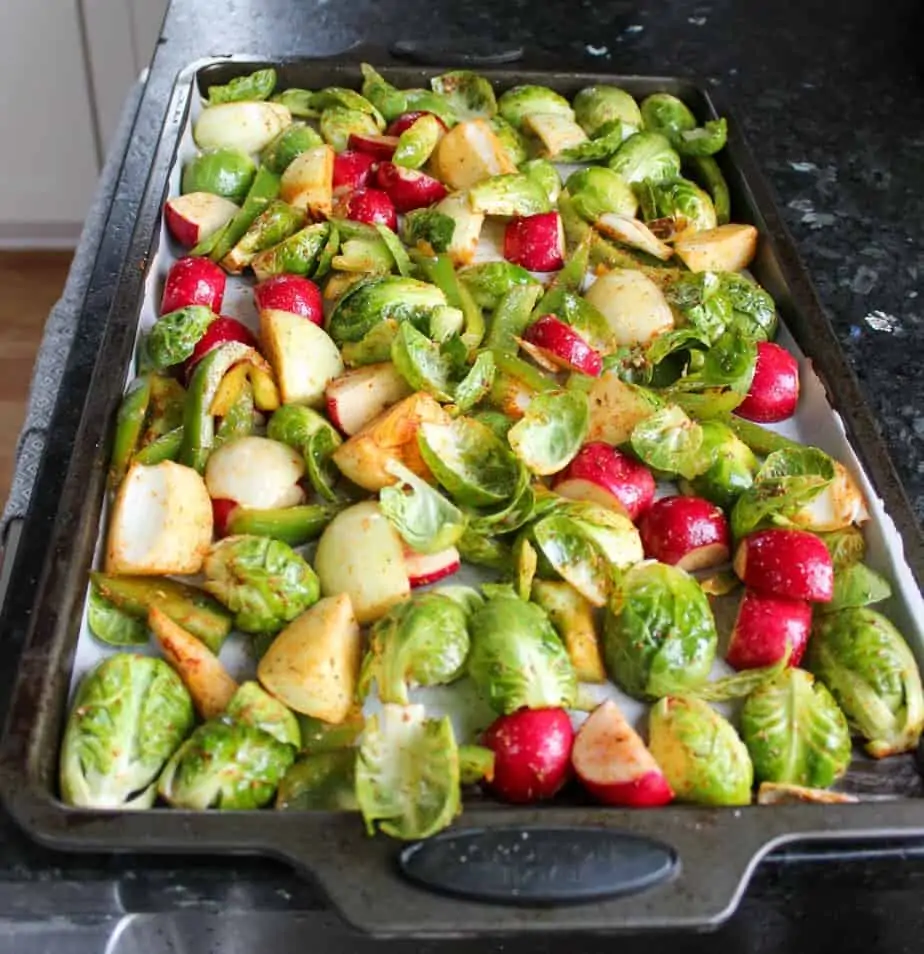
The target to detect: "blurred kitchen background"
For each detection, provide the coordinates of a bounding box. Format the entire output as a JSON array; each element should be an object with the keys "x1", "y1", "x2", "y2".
[{"x1": 0, "y1": 0, "x2": 168, "y2": 500}]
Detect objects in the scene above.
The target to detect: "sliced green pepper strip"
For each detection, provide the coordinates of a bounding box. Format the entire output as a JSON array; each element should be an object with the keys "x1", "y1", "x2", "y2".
[
  {"x1": 109, "y1": 376, "x2": 152, "y2": 488},
  {"x1": 202, "y1": 166, "x2": 281, "y2": 263},
  {"x1": 133, "y1": 426, "x2": 184, "y2": 466},
  {"x1": 142, "y1": 374, "x2": 186, "y2": 444},
  {"x1": 686, "y1": 155, "x2": 731, "y2": 225},
  {"x1": 227, "y1": 503, "x2": 342, "y2": 546},
  {"x1": 717, "y1": 413, "x2": 803, "y2": 456},
  {"x1": 492, "y1": 350, "x2": 559, "y2": 394},
  {"x1": 411, "y1": 251, "x2": 485, "y2": 353},
  {"x1": 486, "y1": 283, "x2": 543, "y2": 354}
]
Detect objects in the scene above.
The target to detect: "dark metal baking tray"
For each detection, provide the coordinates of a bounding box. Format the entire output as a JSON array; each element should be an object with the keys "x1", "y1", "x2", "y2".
[{"x1": 1, "y1": 50, "x2": 923, "y2": 938}]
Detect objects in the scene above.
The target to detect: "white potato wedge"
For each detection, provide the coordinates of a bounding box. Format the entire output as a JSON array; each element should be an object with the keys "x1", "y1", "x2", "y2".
[
  {"x1": 331, "y1": 391, "x2": 450, "y2": 492},
  {"x1": 257, "y1": 593, "x2": 362, "y2": 723},
  {"x1": 149, "y1": 607, "x2": 238, "y2": 720},
  {"x1": 260, "y1": 308, "x2": 344, "y2": 407},
  {"x1": 430, "y1": 119, "x2": 517, "y2": 191},
  {"x1": 434, "y1": 191, "x2": 485, "y2": 267},
  {"x1": 524, "y1": 113, "x2": 589, "y2": 157},
  {"x1": 193, "y1": 101, "x2": 291, "y2": 154},
  {"x1": 105, "y1": 461, "x2": 213, "y2": 576},
  {"x1": 673, "y1": 223, "x2": 759, "y2": 273},
  {"x1": 584, "y1": 268, "x2": 675, "y2": 347},
  {"x1": 280, "y1": 145, "x2": 335, "y2": 219},
  {"x1": 314, "y1": 502, "x2": 411, "y2": 625},
  {"x1": 586, "y1": 371, "x2": 663, "y2": 446},
  {"x1": 790, "y1": 461, "x2": 870, "y2": 532},
  {"x1": 205, "y1": 436, "x2": 306, "y2": 509},
  {"x1": 325, "y1": 362, "x2": 413, "y2": 436},
  {"x1": 596, "y1": 213, "x2": 674, "y2": 261}
]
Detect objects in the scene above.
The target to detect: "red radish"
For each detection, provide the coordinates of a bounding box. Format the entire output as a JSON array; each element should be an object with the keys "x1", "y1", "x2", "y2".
[
  {"x1": 163, "y1": 191, "x2": 238, "y2": 248},
  {"x1": 403, "y1": 546, "x2": 461, "y2": 587},
  {"x1": 211, "y1": 498, "x2": 237, "y2": 538},
  {"x1": 733, "y1": 528, "x2": 834, "y2": 602},
  {"x1": 184, "y1": 316, "x2": 258, "y2": 380},
  {"x1": 504, "y1": 212, "x2": 566, "y2": 272},
  {"x1": 552, "y1": 443, "x2": 656, "y2": 522},
  {"x1": 522, "y1": 315, "x2": 602, "y2": 376},
  {"x1": 161, "y1": 256, "x2": 226, "y2": 315},
  {"x1": 253, "y1": 275, "x2": 323, "y2": 325},
  {"x1": 482, "y1": 708, "x2": 574, "y2": 804},
  {"x1": 734, "y1": 341, "x2": 800, "y2": 423},
  {"x1": 348, "y1": 133, "x2": 399, "y2": 160},
  {"x1": 572, "y1": 701, "x2": 674, "y2": 807},
  {"x1": 332, "y1": 149, "x2": 377, "y2": 191},
  {"x1": 726, "y1": 589, "x2": 813, "y2": 670},
  {"x1": 324, "y1": 362, "x2": 413, "y2": 435},
  {"x1": 638, "y1": 496, "x2": 730, "y2": 571},
  {"x1": 385, "y1": 111, "x2": 448, "y2": 137},
  {"x1": 374, "y1": 162, "x2": 447, "y2": 213},
  {"x1": 345, "y1": 188, "x2": 398, "y2": 231}
]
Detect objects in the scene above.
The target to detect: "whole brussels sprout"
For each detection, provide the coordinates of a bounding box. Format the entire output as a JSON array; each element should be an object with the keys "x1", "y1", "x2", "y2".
[
  {"x1": 158, "y1": 718, "x2": 295, "y2": 810},
  {"x1": 807, "y1": 608, "x2": 924, "y2": 758},
  {"x1": 608, "y1": 131, "x2": 681, "y2": 184},
  {"x1": 497, "y1": 85, "x2": 573, "y2": 131},
  {"x1": 468, "y1": 593, "x2": 577, "y2": 714},
  {"x1": 380, "y1": 460, "x2": 468, "y2": 555},
  {"x1": 359, "y1": 592, "x2": 471, "y2": 705},
  {"x1": 225, "y1": 680, "x2": 301, "y2": 748},
  {"x1": 640, "y1": 93, "x2": 697, "y2": 138},
  {"x1": 327, "y1": 276, "x2": 446, "y2": 346},
  {"x1": 680, "y1": 420, "x2": 759, "y2": 510},
  {"x1": 566, "y1": 167, "x2": 638, "y2": 222},
  {"x1": 649, "y1": 696, "x2": 753, "y2": 806},
  {"x1": 741, "y1": 668, "x2": 851, "y2": 789},
  {"x1": 60, "y1": 654, "x2": 194, "y2": 809},
  {"x1": 574, "y1": 85, "x2": 642, "y2": 137},
  {"x1": 181, "y1": 148, "x2": 256, "y2": 203},
  {"x1": 203, "y1": 534, "x2": 320, "y2": 634},
  {"x1": 604, "y1": 562, "x2": 718, "y2": 701}
]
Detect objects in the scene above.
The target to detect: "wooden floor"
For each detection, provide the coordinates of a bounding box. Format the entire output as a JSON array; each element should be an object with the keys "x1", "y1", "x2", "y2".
[{"x1": 0, "y1": 251, "x2": 73, "y2": 506}]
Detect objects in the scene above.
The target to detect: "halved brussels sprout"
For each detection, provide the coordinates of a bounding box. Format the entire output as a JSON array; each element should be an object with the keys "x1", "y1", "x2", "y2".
[
  {"x1": 379, "y1": 460, "x2": 468, "y2": 554},
  {"x1": 432, "y1": 70, "x2": 497, "y2": 120},
  {"x1": 460, "y1": 261, "x2": 536, "y2": 311},
  {"x1": 820, "y1": 562, "x2": 892, "y2": 615},
  {"x1": 390, "y1": 321, "x2": 454, "y2": 400},
  {"x1": 630, "y1": 405, "x2": 709, "y2": 481},
  {"x1": 261, "y1": 123, "x2": 324, "y2": 174},
  {"x1": 640, "y1": 93, "x2": 697, "y2": 138},
  {"x1": 393, "y1": 114, "x2": 444, "y2": 169},
  {"x1": 401, "y1": 208, "x2": 456, "y2": 253},
  {"x1": 507, "y1": 390, "x2": 589, "y2": 476},
  {"x1": 681, "y1": 419, "x2": 759, "y2": 510},
  {"x1": 556, "y1": 121, "x2": 628, "y2": 163},
  {"x1": 276, "y1": 750, "x2": 358, "y2": 811},
  {"x1": 181, "y1": 148, "x2": 256, "y2": 203},
  {"x1": 311, "y1": 87, "x2": 385, "y2": 127},
  {"x1": 225, "y1": 680, "x2": 301, "y2": 748},
  {"x1": 497, "y1": 85, "x2": 573, "y2": 130},
  {"x1": 574, "y1": 85, "x2": 642, "y2": 137},
  {"x1": 636, "y1": 178, "x2": 717, "y2": 236},
  {"x1": 469, "y1": 173, "x2": 551, "y2": 217},
  {"x1": 520, "y1": 158, "x2": 562, "y2": 206},
  {"x1": 566, "y1": 167, "x2": 638, "y2": 221},
  {"x1": 608, "y1": 131, "x2": 681, "y2": 184},
  {"x1": 207, "y1": 68, "x2": 277, "y2": 105}
]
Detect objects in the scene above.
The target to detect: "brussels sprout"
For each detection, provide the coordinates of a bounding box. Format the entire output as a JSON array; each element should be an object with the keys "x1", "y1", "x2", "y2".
[
  {"x1": 327, "y1": 276, "x2": 446, "y2": 346},
  {"x1": 203, "y1": 535, "x2": 320, "y2": 634},
  {"x1": 225, "y1": 680, "x2": 301, "y2": 747},
  {"x1": 401, "y1": 208, "x2": 456, "y2": 253},
  {"x1": 221, "y1": 199, "x2": 304, "y2": 273},
  {"x1": 60, "y1": 654, "x2": 194, "y2": 808},
  {"x1": 640, "y1": 93, "x2": 697, "y2": 138},
  {"x1": 608, "y1": 131, "x2": 682, "y2": 184},
  {"x1": 497, "y1": 85, "x2": 574, "y2": 131},
  {"x1": 359, "y1": 593, "x2": 471, "y2": 705},
  {"x1": 144, "y1": 306, "x2": 214, "y2": 372},
  {"x1": 181, "y1": 148, "x2": 256, "y2": 203},
  {"x1": 665, "y1": 326, "x2": 757, "y2": 399},
  {"x1": 455, "y1": 351, "x2": 496, "y2": 412},
  {"x1": 574, "y1": 85, "x2": 642, "y2": 138},
  {"x1": 360, "y1": 63, "x2": 408, "y2": 121},
  {"x1": 390, "y1": 322, "x2": 454, "y2": 400},
  {"x1": 418, "y1": 416, "x2": 520, "y2": 508},
  {"x1": 319, "y1": 106, "x2": 378, "y2": 152},
  {"x1": 432, "y1": 70, "x2": 497, "y2": 120},
  {"x1": 554, "y1": 120, "x2": 628, "y2": 163},
  {"x1": 404, "y1": 88, "x2": 459, "y2": 127},
  {"x1": 261, "y1": 123, "x2": 324, "y2": 174},
  {"x1": 468, "y1": 593, "x2": 577, "y2": 713},
  {"x1": 566, "y1": 167, "x2": 638, "y2": 221},
  {"x1": 393, "y1": 113, "x2": 444, "y2": 169},
  {"x1": 807, "y1": 608, "x2": 924, "y2": 758},
  {"x1": 87, "y1": 583, "x2": 148, "y2": 647},
  {"x1": 489, "y1": 116, "x2": 529, "y2": 166},
  {"x1": 604, "y1": 563, "x2": 718, "y2": 701},
  {"x1": 676, "y1": 118, "x2": 727, "y2": 158},
  {"x1": 266, "y1": 404, "x2": 342, "y2": 502},
  {"x1": 741, "y1": 668, "x2": 851, "y2": 788},
  {"x1": 721, "y1": 272, "x2": 778, "y2": 341},
  {"x1": 311, "y1": 87, "x2": 385, "y2": 128},
  {"x1": 820, "y1": 562, "x2": 892, "y2": 614},
  {"x1": 341, "y1": 319, "x2": 400, "y2": 367},
  {"x1": 818, "y1": 526, "x2": 867, "y2": 570},
  {"x1": 530, "y1": 514, "x2": 610, "y2": 608},
  {"x1": 431, "y1": 584, "x2": 485, "y2": 617},
  {"x1": 520, "y1": 158, "x2": 562, "y2": 206},
  {"x1": 270, "y1": 88, "x2": 318, "y2": 118},
  {"x1": 158, "y1": 718, "x2": 295, "y2": 810},
  {"x1": 356, "y1": 704, "x2": 461, "y2": 839},
  {"x1": 457, "y1": 527, "x2": 513, "y2": 573},
  {"x1": 630, "y1": 405, "x2": 709, "y2": 481},
  {"x1": 332, "y1": 235, "x2": 394, "y2": 276},
  {"x1": 207, "y1": 68, "x2": 277, "y2": 105},
  {"x1": 637, "y1": 178, "x2": 717, "y2": 236},
  {"x1": 681, "y1": 420, "x2": 759, "y2": 509},
  {"x1": 276, "y1": 750, "x2": 358, "y2": 810},
  {"x1": 380, "y1": 460, "x2": 468, "y2": 554},
  {"x1": 469, "y1": 173, "x2": 551, "y2": 217},
  {"x1": 507, "y1": 390, "x2": 589, "y2": 476},
  {"x1": 648, "y1": 696, "x2": 753, "y2": 806}
]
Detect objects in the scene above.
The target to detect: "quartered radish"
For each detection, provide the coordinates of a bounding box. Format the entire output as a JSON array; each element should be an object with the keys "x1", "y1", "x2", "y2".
[
  {"x1": 332, "y1": 149, "x2": 377, "y2": 191},
  {"x1": 345, "y1": 188, "x2": 398, "y2": 231},
  {"x1": 204, "y1": 435, "x2": 305, "y2": 510},
  {"x1": 521, "y1": 315, "x2": 601, "y2": 376},
  {"x1": 324, "y1": 362, "x2": 413, "y2": 436},
  {"x1": 552, "y1": 442, "x2": 656, "y2": 521},
  {"x1": 164, "y1": 192, "x2": 238, "y2": 248},
  {"x1": 160, "y1": 256, "x2": 226, "y2": 315},
  {"x1": 279, "y1": 145, "x2": 334, "y2": 219},
  {"x1": 404, "y1": 546, "x2": 462, "y2": 587},
  {"x1": 638, "y1": 496, "x2": 730, "y2": 571},
  {"x1": 259, "y1": 308, "x2": 343, "y2": 407},
  {"x1": 374, "y1": 162, "x2": 447, "y2": 212}
]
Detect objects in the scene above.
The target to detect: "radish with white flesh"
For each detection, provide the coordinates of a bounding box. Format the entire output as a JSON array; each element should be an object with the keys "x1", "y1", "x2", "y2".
[
  {"x1": 164, "y1": 192, "x2": 238, "y2": 248},
  {"x1": 254, "y1": 274, "x2": 323, "y2": 325},
  {"x1": 194, "y1": 101, "x2": 291, "y2": 154},
  {"x1": 332, "y1": 149, "x2": 377, "y2": 191},
  {"x1": 734, "y1": 528, "x2": 834, "y2": 602},
  {"x1": 160, "y1": 257, "x2": 226, "y2": 316},
  {"x1": 482, "y1": 708, "x2": 574, "y2": 804},
  {"x1": 324, "y1": 362, "x2": 413, "y2": 436},
  {"x1": 503, "y1": 212, "x2": 565, "y2": 272},
  {"x1": 584, "y1": 269, "x2": 674, "y2": 347},
  {"x1": 257, "y1": 593, "x2": 362, "y2": 723},
  {"x1": 348, "y1": 132, "x2": 399, "y2": 160},
  {"x1": 204, "y1": 436, "x2": 305, "y2": 510},
  {"x1": 106, "y1": 461, "x2": 213, "y2": 576},
  {"x1": 374, "y1": 162, "x2": 447, "y2": 213},
  {"x1": 639, "y1": 496, "x2": 730, "y2": 571},
  {"x1": 404, "y1": 545, "x2": 461, "y2": 587},
  {"x1": 260, "y1": 308, "x2": 343, "y2": 407},
  {"x1": 596, "y1": 214, "x2": 674, "y2": 261},
  {"x1": 734, "y1": 341, "x2": 800, "y2": 423},
  {"x1": 211, "y1": 498, "x2": 237, "y2": 538},
  {"x1": 433, "y1": 191, "x2": 485, "y2": 267},
  {"x1": 790, "y1": 461, "x2": 869, "y2": 532},
  {"x1": 345, "y1": 188, "x2": 398, "y2": 231},
  {"x1": 726, "y1": 589, "x2": 812, "y2": 670},
  {"x1": 279, "y1": 145, "x2": 334, "y2": 219},
  {"x1": 572, "y1": 700, "x2": 674, "y2": 807},
  {"x1": 673, "y1": 224, "x2": 759, "y2": 273},
  {"x1": 522, "y1": 315, "x2": 602, "y2": 376},
  {"x1": 314, "y1": 501, "x2": 410, "y2": 625},
  {"x1": 552, "y1": 442, "x2": 655, "y2": 521},
  {"x1": 430, "y1": 118, "x2": 518, "y2": 191},
  {"x1": 184, "y1": 316, "x2": 258, "y2": 380}
]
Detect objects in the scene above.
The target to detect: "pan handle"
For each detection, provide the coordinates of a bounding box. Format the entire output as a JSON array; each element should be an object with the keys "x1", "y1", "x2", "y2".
[{"x1": 387, "y1": 41, "x2": 525, "y2": 67}]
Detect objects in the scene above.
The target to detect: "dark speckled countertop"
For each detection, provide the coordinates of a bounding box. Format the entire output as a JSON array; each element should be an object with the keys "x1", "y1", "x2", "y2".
[{"x1": 1, "y1": 0, "x2": 923, "y2": 950}]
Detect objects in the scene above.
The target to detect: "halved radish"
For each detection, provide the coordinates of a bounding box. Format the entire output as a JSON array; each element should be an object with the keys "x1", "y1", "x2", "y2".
[
  {"x1": 430, "y1": 118, "x2": 517, "y2": 191},
  {"x1": 324, "y1": 362, "x2": 413, "y2": 436},
  {"x1": 733, "y1": 528, "x2": 834, "y2": 602},
  {"x1": 348, "y1": 133, "x2": 399, "y2": 160},
  {"x1": 673, "y1": 224, "x2": 759, "y2": 273},
  {"x1": 572, "y1": 700, "x2": 674, "y2": 807},
  {"x1": 161, "y1": 256, "x2": 226, "y2": 316},
  {"x1": 204, "y1": 435, "x2": 305, "y2": 511},
  {"x1": 374, "y1": 162, "x2": 448, "y2": 213},
  {"x1": 522, "y1": 315, "x2": 602, "y2": 376},
  {"x1": 184, "y1": 316, "x2": 259, "y2": 381},
  {"x1": 404, "y1": 546, "x2": 461, "y2": 587},
  {"x1": 345, "y1": 187, "x2": 398, "y2": 231},
  {"x1": 726, "y1": 589, "x2": 812, "y2": 670},
  {"x1": 552, "y1": 442, "x2": 655, "y2": 522},
  {"x1": 482, "y1": 708, "x2": 574, "y2": 804},
  {"x1": 254, "y1": 274, "x2": 323, "y2": 325},
  {"x1": 164, "y1": 192, "x2": 238, "y2": 248},
  {"x1": 638, "y1": 496, "x2": 730, "y2": 571},
  {"x1": 386, "y1": 111, "x2": 448, "y2": 137},
  {"x1": 211, "y1": 497, "x2": 238, "y2": 538},
  {"x1": 734, "y1": 341, "x2": 799, "y2": 423},
  {"x1": 279, "y1": 145, "x2": 334, "y2": 219},
  {"x1": 503, "y1": 212, "x2": 565, "y2": 272},
  {"x1": 332, "y1": 149, "x2": 377, "y2": 191}
]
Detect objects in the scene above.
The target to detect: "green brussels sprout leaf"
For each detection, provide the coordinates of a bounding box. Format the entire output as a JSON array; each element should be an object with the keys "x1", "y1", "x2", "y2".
[
  {"x1": 608, "y1": 131, "x2": 681, "y2": 184},
  {"x1": 87, "y1": 583, "x2": 149, "y2": 647},
  {"x1": 225, "y1": 680, "x2": 301, "y2": 748},
  {"x1": 207, "y1": 68, "x2": 277, "y2": 105},
  {"x1": 271, "y1": 88, "x2": 319, "y2": 119},
  {"x1": 630, "y1": 405, "x2": 710, "y2": 480},
  {"x1": 819, "y1": 562, "x2": 892, "y2": 615},
  {"x1": 360, "y1": 64, "x2": 407, "y2": 121},
  {"x1": 431, "y1": 70, "x2": 497, "y2": 120},
  {"x1": 276, "y1": 750, "x2": 358, "y2": 811},
  {"x1": 507, "y1": 390, "x2": 589, "y2": 476}
]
